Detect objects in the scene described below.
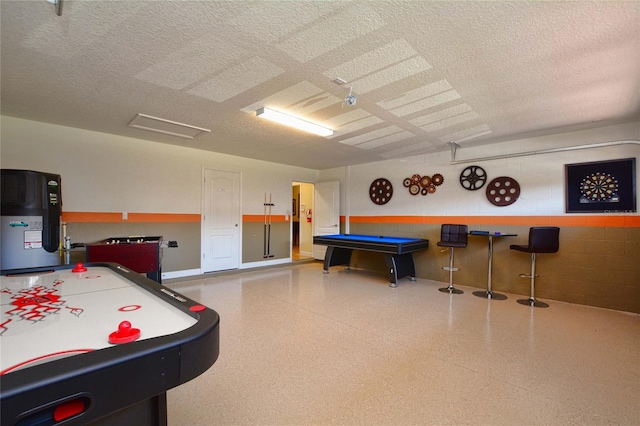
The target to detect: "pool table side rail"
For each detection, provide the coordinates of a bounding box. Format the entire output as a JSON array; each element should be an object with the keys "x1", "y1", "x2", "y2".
[{"x1": 313, "y1": 236, "x2": 428, "y2": 255}]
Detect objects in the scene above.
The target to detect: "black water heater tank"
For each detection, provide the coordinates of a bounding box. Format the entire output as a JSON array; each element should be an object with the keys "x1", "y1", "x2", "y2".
[{"x1": 1, "y1": 169, "x2": 62, "y2": 270}]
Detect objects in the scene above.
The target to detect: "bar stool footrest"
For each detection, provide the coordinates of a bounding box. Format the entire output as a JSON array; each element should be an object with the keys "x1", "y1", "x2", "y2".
[{"x1": 518, "y1": 273, "x2": 539, "y2": 279}]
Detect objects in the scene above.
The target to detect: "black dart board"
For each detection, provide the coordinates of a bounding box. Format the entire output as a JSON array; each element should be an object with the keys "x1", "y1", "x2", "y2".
[{"x1": 369, "y1": 178, "x2": 393, "y2": 205}]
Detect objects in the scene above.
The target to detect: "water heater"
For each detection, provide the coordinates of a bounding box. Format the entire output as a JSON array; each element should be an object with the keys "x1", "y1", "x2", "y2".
[{"x1": 1, "y1": 169, "x2": 62, "y2": 269}]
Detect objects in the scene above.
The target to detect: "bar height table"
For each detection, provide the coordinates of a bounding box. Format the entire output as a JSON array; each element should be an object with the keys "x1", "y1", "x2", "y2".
[{"x1": 469, "y1": 231, "x2": 517, "y2": 300}]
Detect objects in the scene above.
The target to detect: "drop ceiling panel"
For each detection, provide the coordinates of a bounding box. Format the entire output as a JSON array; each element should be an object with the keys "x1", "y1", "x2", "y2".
[
  {"x1": 330, "y1": 116, "x2": 384, "y2": 136},
  {"x1": 241, "y1": 81, "x2": 325, "y2": 113},
  {"x1": 390, "y1": 89, "x2": 461, "y2": 117},
  {"x1": 1, "y1": 1, "x2": 637, "y2": 170},
  {"x1": 276, "y1": 3, "x2": 385, "y2": 63},
  {"x1": 349, "y1": 56, "x2": 433, "y2": 94},
  {"x1": 289, "y1": 93, "x2": 342, "y2": 115},
  {"x1": 440, "y1": 124, "x2": 493, "y2": 144},
  {"x1": 409, "y1": 104, "x2": 473, "y2": 127},
  {"x1": 188, "y1": 57, "x2": 283, "y2": 102},
  {"x1": 323, "y1": 39, "x2": 419, "y2": 82},
  {"x1": 378, "y1": 80, "x2": 453, "y2": 111},
  {"x1": 357, "y1": 131, "x2": 414, "y2": 150},
  {"x1": 379, "y1": 142, "x2": 436, "y2": 159},
  {"x1": 420, "y1": 111, "x2": 481, "y2": 133},
  {"x1": 325, "y1": 109, "x2": 372, "y2": 128},
  {"x1": 21, "y1": 1, "x2": 147, "y2": 59},
  {"x1": 339, "y1": 125, "x2": 405, "y2": 146},
  {"x1": 135, "y1": 38, "x2": 249, "y2": 90},
  {"x1": 226, "y1": 2, "x2": 339, "y2": 44}
]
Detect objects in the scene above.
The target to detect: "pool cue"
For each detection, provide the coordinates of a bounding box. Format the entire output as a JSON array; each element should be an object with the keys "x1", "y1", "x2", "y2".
[
  {"x1": 266, "y1": 193, "x2": 274, "y2": 258},
  {"x1": 263, "y1": 193, "x2": 268, "y2": 258}
]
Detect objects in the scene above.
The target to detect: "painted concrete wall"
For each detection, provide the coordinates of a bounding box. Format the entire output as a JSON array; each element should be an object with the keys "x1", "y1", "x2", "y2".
[
  {"x1": 2, "y1": 115, "x2": 638, "y2": 312},
  {"x1": 322, "y1": 122, "x2": 639, "y2": 218},
  {"x1": 1, "y1": 116, "x2": 318, "y2": 275},
  {"x1": 318, "y1": 122, "x2": 640, "y2": 313}
]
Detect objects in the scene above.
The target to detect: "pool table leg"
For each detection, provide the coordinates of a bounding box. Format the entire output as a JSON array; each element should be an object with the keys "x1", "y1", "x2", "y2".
[
  {"x1": 384, "y1": 253, "x2": 417, "y2": 287},
  {"x1": 323, "y1": 246, "x2": 353, "y2": 273},
  {"x1": 384, "y1": 255, "x2": 399, "y2": 287}
]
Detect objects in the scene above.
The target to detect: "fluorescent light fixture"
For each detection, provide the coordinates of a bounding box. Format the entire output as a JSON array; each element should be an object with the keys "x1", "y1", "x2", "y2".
[{"x1": 256, "y1": 107, "x2": 333, "y2": 137}]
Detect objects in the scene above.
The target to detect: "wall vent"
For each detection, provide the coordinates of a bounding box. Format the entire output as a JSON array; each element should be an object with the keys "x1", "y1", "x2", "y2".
[{"x1": 128, "y1": 114, "x2": 210, "y2": 139}]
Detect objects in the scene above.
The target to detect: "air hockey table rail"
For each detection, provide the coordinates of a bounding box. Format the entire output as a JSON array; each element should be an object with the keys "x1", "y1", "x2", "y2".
[{"x1": 0, "y1": 262, "x2": 220, "y2": 426}]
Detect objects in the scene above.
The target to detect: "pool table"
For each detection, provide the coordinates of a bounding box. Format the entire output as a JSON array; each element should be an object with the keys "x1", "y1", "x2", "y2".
[{"x1": 313, "y1": 234, "x2": 429, "y2": 287}]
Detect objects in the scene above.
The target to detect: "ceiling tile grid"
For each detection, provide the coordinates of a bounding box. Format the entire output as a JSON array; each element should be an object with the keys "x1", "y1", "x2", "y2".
[{"x1": 1, "y1": 1, "x2": 638, "y2": 169}]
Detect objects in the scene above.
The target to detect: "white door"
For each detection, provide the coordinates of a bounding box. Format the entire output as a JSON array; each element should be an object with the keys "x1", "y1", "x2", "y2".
[
  {"x1": 313, "y1": 181, "x2": 340, "y2": 260},
  {"x1": 202, "y1": 169, "x2": 240, "y2": 272}
]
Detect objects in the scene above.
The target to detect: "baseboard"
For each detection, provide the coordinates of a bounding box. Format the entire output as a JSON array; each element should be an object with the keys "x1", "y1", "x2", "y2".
[
  {"x1": 240, "y1": 258, "x2": 291, "y2": 269},
  {"x1": 161, "y1": 268, "x2": 202, "y2": 280}
]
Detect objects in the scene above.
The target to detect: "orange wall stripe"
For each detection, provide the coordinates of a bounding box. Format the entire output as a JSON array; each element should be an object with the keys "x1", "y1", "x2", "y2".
[
  {"x1": 62, "y1": 212, "x2": 639, "y2": 227},
  {"x1": 62, "y1": 212, "x2": 200, "y2": 223},
  {"x1": 243, "y1": 215, "x2": 289, "y2": 223},
  {"x1": 347, "y1": 215, "x2": 640, "y2": 227},
  {"x1": 128, "y1": 213, "x2": 199, "y2": 223}
]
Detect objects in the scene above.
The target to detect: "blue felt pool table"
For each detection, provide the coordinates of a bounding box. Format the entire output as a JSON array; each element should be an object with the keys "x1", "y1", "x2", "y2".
[{"x1": 312, "y1": 234, "x2": 429, "y2": 287}]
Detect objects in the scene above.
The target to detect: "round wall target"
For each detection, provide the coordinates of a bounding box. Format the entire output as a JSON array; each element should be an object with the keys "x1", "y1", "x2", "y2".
[
  {"x1": 460, "y1": 165, "x2": 487, "y2": 190},
  {"x1": 369, "y1": 178, "x2": 393, "y2": 205},
  {"x1": 486, "y1": 176, "x2": 520, "y2": 206},
  {"x1": 580, "y1": 172, "x2": 618, "y2": 202}
]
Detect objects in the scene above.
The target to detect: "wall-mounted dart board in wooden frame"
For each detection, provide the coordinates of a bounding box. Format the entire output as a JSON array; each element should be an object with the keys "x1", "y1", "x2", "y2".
[{"x1": 565, "y1": 158, "x2": 636, "y2": 213}]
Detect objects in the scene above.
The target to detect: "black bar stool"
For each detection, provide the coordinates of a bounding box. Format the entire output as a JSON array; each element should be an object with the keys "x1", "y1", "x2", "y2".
[
  {"x1": 510, "y1": 227, "x2": 560, "y2": 308},
  {"x1": 437, "y1": 224, "x2": 468, "y2": 294}
]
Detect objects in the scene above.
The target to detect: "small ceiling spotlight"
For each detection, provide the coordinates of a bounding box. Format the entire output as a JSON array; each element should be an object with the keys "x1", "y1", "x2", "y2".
[{"x1": 343, "y1": 86, "x2": 357, "y2": 107}]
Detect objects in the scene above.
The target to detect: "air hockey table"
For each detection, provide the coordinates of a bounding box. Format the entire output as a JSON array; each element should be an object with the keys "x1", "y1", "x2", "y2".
[
  {"x1": 313, "y1": 234, "x2": 429, "y2": 287},
  {"x1": 0, "y1": 262, "x2": 220, "y2": 426}
]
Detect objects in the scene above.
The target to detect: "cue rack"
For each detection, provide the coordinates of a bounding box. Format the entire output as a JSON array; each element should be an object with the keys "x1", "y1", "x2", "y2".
[{"x1": 263, "y1": 193, "x2": 275, "y2": 258}]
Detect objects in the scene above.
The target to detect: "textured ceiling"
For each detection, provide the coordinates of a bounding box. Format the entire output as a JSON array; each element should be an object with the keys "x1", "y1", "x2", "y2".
[{"x1": 1, "y1": 1, "x2": 638, "y2": 170}]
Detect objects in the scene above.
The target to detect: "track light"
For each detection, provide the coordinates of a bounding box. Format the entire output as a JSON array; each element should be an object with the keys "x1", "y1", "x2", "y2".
[{"x1": 256, "y1": 107, "x2": 333, "y2": 137}]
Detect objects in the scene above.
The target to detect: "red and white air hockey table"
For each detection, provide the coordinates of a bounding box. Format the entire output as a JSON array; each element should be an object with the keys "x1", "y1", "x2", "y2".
[{"x1": 0, "y1": 262, "x2": 220, "y2": 426}]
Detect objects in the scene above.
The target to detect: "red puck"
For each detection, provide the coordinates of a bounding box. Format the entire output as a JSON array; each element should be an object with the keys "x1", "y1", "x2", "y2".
[
  {"x1": 72, "y1": 263, "x2": 88, "y2": 273},
  {"x1": 108, "y1": 321, "x2": 141, "y2": 344}
]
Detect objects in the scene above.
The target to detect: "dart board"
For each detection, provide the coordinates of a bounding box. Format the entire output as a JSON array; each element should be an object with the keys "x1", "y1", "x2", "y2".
[
  {"x1": 580, "y1": 172, "x2": 618, "y2": 202},
  {"x1": 369, "y1": 178, "x2": 393, "y2": 205}
]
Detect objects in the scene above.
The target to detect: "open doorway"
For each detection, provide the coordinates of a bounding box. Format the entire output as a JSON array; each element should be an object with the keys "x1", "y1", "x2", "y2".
[{"x1": 292, "y1": 182, "x2": 314, "y2": 261}]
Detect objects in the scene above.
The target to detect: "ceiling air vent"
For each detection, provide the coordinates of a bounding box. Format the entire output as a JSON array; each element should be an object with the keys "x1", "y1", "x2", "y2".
[{"x1": 128, "y1": 114, "x2": 210, "y2": 139}]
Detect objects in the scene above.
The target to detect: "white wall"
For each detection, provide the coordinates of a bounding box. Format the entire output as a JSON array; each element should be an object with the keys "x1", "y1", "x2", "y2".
[
  {"x1": 2, "y1": 115, "x2": 637, "y2": 223},
  {"x1": 321, "y1": 122, "x2": 639, "y2": 218},
  {"x1": 1, "y1": 116, "x2": 319, "y2": 217}
]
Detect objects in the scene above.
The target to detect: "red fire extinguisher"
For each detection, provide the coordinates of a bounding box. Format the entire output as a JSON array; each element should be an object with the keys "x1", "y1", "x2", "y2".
[{"x1": 306, "y1": 209, "x2": 312, "y2": 223}]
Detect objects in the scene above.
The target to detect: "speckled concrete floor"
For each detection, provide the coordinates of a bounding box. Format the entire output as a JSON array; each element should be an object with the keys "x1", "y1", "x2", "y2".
[{"x1": 166, "y1": 262, "x2": 640, "y2": 425}]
